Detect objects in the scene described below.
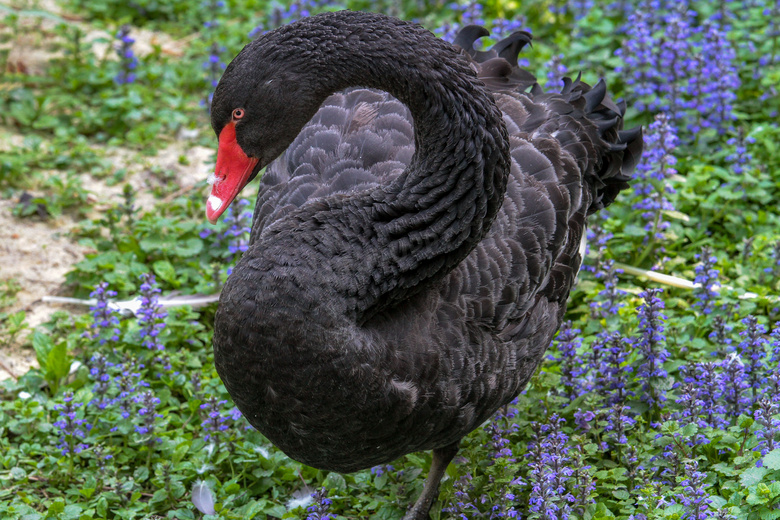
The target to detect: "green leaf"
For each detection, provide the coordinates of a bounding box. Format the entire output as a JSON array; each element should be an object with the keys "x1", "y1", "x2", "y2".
[
  {"x1": 612, "y1": 489, "x2": 630, "y2": 500},
  {"x1": 134, "y1": 465, "x2": 149, "y2": 482},
  {"x1": 223, "y1": 481, "x2": 240, "y2": 495},
  {"x1": 96, "y1": 497, "x2": 108, "y2": 518},
  {"x1": 151, "y1": 488, "x2": 169, "y2": 504},
  {"x1": 31, "y1": 330, "x2": 53, "y2": 372},
  {"x1": 153, "y1": 259, "x2": 177, "y2": 285},
  {"x1": 237, "y1": 500, "x2": 265, "y2": 519},
  {"x1": 173, "y1": 238, "x2": 203, "y2": 257},
  {"x1": 760, "y1": 509, "x2": 780, "y2": 520},
  {"x1": 623, "y1": 224, "x2": 649, "y2": 237},
  {"x1": 762, "y1": 448, "x2": 780, "y2": 470},
  {"x1": 740, "y1": 466, "x2": 768, "y2": 488},
  {"x1": 171, "y1": 509, "x2": 196, "y2": 520},
  {"x1": 47, "y1": 341, "x2": 71, "y2": 381},
  {"x1": 324, "y1": 472, "x2": 347, "y2": 493},
  {"x1": 47, "y1": 499, "x2": 65, "y2": 515},
  {"x1": 710, "y1": 496, "x2": 727, "y2": 510},
  {"x1": 171, "y1": 440, "x2": 190, "y2": 464},
  {"x1": 681, "y1": 423, "x2": 699, "y2": 437},
  {"x1": 62, "y1": 504, "x2": 83, "y2": 520},
  {"x1": 264, "y1": 504, "x2": 286, "y2": 518}
]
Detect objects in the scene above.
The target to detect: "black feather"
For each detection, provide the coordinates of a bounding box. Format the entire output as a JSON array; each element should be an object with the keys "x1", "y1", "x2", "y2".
[{"x1": 208, "y1": 11, "x2": 642, "y2": 520}]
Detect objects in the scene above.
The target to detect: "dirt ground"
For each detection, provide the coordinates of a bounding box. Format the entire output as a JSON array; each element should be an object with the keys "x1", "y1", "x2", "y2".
[{"x1": 0, "y1": 2, "x2": 215, "y2": 381}]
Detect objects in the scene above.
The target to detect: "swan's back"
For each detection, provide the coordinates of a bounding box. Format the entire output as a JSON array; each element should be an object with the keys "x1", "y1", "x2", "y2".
[{"x1": 250, "y1": 88, "x2": 414, "y2": 239}]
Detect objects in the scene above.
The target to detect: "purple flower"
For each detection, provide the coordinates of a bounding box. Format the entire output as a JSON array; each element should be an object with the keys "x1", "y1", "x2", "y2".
[
  {"x1": 203, "y1": 43, "x2": 226, "y2": 112},
  {"x1": 444, "y1": 472, "x2": 480, "y2": 518},
  {"x1": 717, "y1": 354, "x2": 751, "y2": 422},
  {"x1": 83, "y1": 282, "x2": 120, "y2": 345},
  {"x1": 677, "y1": 363, "x2": 727, "y2": 429},
  {"x1": 200, "y1": 198, "x2": 253, "y2": 278},
  {"x1": 635, "y1": 288, "x2": 670, "y2": 409},
  {"x1": 306, "y1": 488, "x2": 333, "y2": 520},
  {"x1": 614, "y1": 2, "x2": 741, "y2": 139},
  {"x1": 114, "y1": 25, "x2": 138, "y2": 85},
  {"x1": 737, "y1": 316, "x2": 768, "y2": 403},
  {"x1": 591, "y1": 332, "x2": 634, "y2": 406},
  {"x1": 88, "y1": 352, "x2": 116, "y2": 409},
  {"x1": 485, "y1": 415, "x2": 516, "y2": 462},
  {"x1": 545, "y1": 54, "x2": 568, "y2": 90},
  {"x1": 676, "y1": 461, "x2": 712, "y2": 520},
  {"x1": 199, "y1": 396, "x2": 233, "y2": 443},
  {"x1": 114, "y1": 360, "x2": 149, "y2": 423},
  {"x1": 137, "y1": 273, "x2": 167, "y2": 350},
  {"x1": 771, "y1": 324, "x2": 780, "y2": 365},
  {"x1": 753, "y1": 398, "x2": 780, "y2": 465},
  {"x1": 709, "y1": 315, "x2": 734, "y2": 349},
  {"x1": 53, "y1": 392, "x2": 91, "y2": 455},
  {"x1": 527, "y1": 415, "x2": 575, "y2": 520},
  {"x1": 569, "y1": 445, "x2": 595, "y2": 515},
  {"x1": 765, "y1": 240, "x2": 780, "y2": 281},
  {"x1": 249, "y1": 0, "x2": 334, "y2": 37},
  {"x1": 633, "y1": 113, "x2": 677, "y2": 244},
  {"x1": 435, "y1": 2, "x2": 487, "y2": 43},
  {"x1": 573, "y1": 409, "x2": 596, "y2": 431},
  {"x1": 370, "y1": 464, "x2": 394, "y2": 477},
  {"x1": 550, "y1": 321, "x2": 586, "y2": 401},
  {"x1": 726, "y1": 129, "x2": 755, "y2": 176},
  {"x1": 590, "y1": 260, "x2": 626, "y2": 319},
  {"x1": 134, "y1": 390, "x2": 163, "y2": 445},
  {"x1": 604, "y1": 403, "x2": 636, "y2": 451},
  {"x1": 222, "y1": 199, "x2": 252, "y2": 258},
  {"x1": 552, "y1": 0, "x2": 594, "y2": 20},
  {"x1": 695, "y1": 21, "x2": 739, "y2": 135},
  {"x1": 581, "y1": 220, "x2": 613, "y2": 275},
  {"x1": 693, "y1": 247, "x2": 720, "y2": 315}
]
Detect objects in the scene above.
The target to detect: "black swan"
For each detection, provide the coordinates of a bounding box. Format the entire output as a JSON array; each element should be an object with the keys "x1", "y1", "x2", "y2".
[{"x1": 205, "y1": 10, "x2": 641, "y2": 518}]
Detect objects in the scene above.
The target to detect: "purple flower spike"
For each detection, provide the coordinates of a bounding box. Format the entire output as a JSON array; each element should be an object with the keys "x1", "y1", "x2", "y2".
[
  {"x1": 677, "y1": 461, "x2": 712, "y2": 520},
  {"x1": 545, "y1": 54, "x2": 568, "y2": 90},
  {"x1": 754, "y1": 398, "x2": 780, "y2": 466},
  {"x1": 717, "y1": 354, "x2": 751, "y2": 422},
  {"x1": 53, "y1": 391, "x2": 91, "y2": 456},
  {"x1": 137, "y1": 273, "x2": 167, "y2": 350},
  {"x1": 636, "y1": 288, "x2": 670, "y2": 409},
  {"x1": 550, "y1": 321, "x2": 586, "y2": 401},
  {"x1": 306, "y1": 488, "x2": 334, "y2": 520},
  {"x1": 528, "y1": 415, "x2": 575, "y2": 520},
  {"x1": 134, "y1": 390, "x2": 163, "y2": 445},
  {"x1": 693, "y1": 247, "x2": 720, "y2": 315},
  {"x1": 737, "y1": 316, "x2": 768, "y2": 404},
  {"x1": 84, "y1": 282, "x2": 121, "y2": 345},
  {"x1": 114, "y1": 25, "x2": 138, "y2": 85},
  {"x1": 590, "y1": 260, "x2": 626, "y2": 319}
]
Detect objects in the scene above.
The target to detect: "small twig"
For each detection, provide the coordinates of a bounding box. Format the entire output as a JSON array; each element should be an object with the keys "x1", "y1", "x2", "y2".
[
  {"x1": 614, "y1": 262, "x2": 772, "y2": 301},
  {"x1": 161, "y1": 184, "x2": 200, "y2": 203},
  {"x1": 0, "y1": 358, "x2": 18, "y2": 381},
  {"x1": 613, "y1": 262, "x2": 695, "y2": 290}
]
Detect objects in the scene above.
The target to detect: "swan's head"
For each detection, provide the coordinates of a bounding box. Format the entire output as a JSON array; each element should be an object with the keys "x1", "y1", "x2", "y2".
[{"x1": 205, "y1": 26, "x2": 328, "y2": 223}]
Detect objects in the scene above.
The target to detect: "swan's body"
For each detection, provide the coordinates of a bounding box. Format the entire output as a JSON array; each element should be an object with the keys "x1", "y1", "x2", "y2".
[{"x1": 206, "y1": 11, "x2": 640, "y2": 517}]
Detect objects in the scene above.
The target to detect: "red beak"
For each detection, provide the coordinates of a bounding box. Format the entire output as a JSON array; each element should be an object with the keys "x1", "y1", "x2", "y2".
[{"x1": 206, "y1": 121, "x2": 259, "y2": 224}]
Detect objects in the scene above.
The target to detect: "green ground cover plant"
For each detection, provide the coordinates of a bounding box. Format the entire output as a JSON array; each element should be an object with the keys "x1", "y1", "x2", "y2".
[{"x1": 1, "y1": 0, "x2": 779, "y2": 519}]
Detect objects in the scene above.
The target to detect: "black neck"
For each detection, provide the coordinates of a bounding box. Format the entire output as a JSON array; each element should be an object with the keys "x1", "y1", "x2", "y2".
[{"x1": 247, "y1": 12, "x2": 510, "y2": 321}]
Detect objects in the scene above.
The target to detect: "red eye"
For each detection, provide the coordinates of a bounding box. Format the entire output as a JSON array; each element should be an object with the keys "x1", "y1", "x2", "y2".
[{"x1": 232, "y1": 108, "x2": 245, "y2": 120}]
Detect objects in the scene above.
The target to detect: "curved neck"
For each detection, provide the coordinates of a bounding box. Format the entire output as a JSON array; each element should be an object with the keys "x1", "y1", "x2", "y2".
[{"x1": 253, "y1": 12, "x2": 510, "y2": 321}]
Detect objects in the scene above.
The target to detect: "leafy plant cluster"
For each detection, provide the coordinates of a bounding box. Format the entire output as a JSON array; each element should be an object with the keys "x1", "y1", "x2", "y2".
[{"x1": 1, "y1": 0, "x2": 779, "y2": 519}]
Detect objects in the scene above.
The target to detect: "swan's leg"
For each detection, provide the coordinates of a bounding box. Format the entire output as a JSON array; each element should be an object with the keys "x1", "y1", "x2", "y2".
[{"x1": 403, "y1": 442, "x2": 459, "y2": 520}]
